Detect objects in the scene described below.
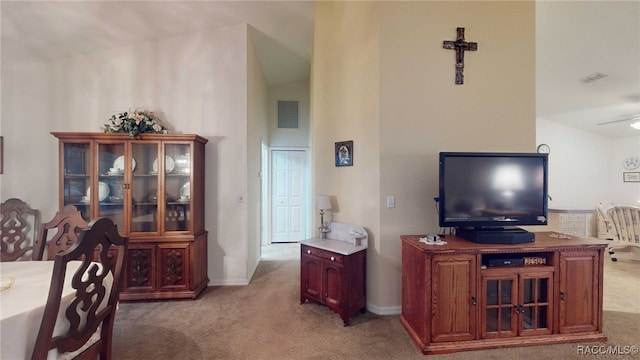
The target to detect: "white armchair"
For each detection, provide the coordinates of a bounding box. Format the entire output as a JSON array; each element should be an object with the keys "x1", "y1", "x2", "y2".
[
  {"x1": 596, "y1": 201, "x2": 617, "y2": 240},
  {"x1": 607, "y1": 205, "x2": 640, "y2": 262}
]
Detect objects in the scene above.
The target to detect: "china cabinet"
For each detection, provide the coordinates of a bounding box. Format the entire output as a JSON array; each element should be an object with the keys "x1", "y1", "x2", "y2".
[
  {"x1": 52, "y1": 132, "x2": 208, "y2": 300},
  {"x1": 401, "y1": 232, "x2": 607, "y2": 355}
]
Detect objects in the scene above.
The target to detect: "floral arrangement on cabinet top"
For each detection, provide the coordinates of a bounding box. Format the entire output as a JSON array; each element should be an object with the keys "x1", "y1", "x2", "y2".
[{"x1": 103, "y1": 109, "x2": 169, "y2": 138}]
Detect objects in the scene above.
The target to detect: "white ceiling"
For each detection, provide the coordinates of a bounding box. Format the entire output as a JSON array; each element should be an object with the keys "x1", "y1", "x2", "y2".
[
  {"x1": 2, "y1": 1, "x2": 639, "y2": 139},
  {"x1": 1, "y1": 1, "x2": 315, "y2": 85},
  {"x1": 536, "y1": 1, "x2": 640, "y2": 139}
]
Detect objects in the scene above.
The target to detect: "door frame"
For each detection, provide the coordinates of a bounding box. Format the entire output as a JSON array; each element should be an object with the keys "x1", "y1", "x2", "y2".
[{"x1": 264, "y1": 146, "x2": 311, "y2": 245}]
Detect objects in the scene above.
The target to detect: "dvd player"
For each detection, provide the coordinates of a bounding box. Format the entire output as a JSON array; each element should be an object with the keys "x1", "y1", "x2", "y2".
[{"x1": 488, "y1": 258, "x2": 524, "y2": 267}]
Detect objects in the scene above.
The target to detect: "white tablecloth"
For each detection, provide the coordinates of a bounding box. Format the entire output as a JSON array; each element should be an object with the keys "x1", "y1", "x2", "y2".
[{"x1": 0, "y1": 261, "x2": 113, "y2": 359}]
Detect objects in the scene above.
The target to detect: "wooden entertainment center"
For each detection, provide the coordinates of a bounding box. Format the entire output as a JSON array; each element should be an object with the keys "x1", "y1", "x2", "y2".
[{"x1": 401, "y1": 232, "x2": 608, "y2": 355}]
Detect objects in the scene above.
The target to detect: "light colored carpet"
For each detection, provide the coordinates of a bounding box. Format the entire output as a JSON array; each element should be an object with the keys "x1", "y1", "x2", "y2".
[{"x1": 113, "y1": 260, "x2": 640, "y2": 359}]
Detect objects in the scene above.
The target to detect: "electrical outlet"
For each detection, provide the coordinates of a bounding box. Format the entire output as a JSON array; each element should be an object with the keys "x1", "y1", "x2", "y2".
[{"x1": 387, "y1": 196, "x2": 395, "y2": 208}]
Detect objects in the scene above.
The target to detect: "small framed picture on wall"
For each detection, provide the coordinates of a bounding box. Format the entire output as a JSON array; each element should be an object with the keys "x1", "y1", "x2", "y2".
[
  {"x1": 623, "y1": 172, "x2": 640, "y2": 182},
  {"x1": 335, "y1": 140, "x2": 353, "y2": 167}
]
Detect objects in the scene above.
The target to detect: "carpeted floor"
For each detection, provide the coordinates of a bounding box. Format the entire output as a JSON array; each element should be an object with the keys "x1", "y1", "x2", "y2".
[{"x1": 113, "y1": 260, "x2": 640, "y2": 360}]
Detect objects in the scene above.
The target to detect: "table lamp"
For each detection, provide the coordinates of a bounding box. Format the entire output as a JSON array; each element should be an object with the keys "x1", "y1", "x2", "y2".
[{"x1": 315, "y1": 194, "x2": 332, "y2": 238}]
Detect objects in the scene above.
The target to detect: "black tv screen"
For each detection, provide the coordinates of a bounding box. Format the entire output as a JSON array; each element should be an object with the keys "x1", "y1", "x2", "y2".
[{"x1": 439, "y1": 152, "x2": 548, "y2": 229}]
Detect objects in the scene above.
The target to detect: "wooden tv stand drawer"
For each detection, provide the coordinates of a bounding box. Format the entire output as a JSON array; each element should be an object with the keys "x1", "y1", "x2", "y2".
[{"x1": 400, "y1": 232, "x2": 608, "y2": 355}]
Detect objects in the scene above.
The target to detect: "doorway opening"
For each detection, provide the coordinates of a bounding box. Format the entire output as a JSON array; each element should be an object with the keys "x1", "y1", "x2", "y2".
[{"x1": 261, "y1": 147, "x2": 310, "y2": 260}]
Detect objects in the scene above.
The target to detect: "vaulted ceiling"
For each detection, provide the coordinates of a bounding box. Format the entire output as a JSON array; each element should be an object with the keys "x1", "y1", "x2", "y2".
[
  {"x1": 2, "y1": 1, "x2": 638, "y2": 138},
  {"x1": 536, "y1": 1, "x2": 640, "y2": 139},
  {"x1": 1, "y1": 1, "x2": 315, "y2": 85}
]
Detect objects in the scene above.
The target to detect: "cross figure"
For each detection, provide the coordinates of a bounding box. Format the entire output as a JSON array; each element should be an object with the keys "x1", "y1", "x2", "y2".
[{"x1": 443, "y1": 27, "x2": 478, "y2": 85}]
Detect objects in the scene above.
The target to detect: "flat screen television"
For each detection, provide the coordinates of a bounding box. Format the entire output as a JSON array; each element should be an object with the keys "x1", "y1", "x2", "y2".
[{"x1": 438, "y1": 152, "x2": 549, "y2": 244}]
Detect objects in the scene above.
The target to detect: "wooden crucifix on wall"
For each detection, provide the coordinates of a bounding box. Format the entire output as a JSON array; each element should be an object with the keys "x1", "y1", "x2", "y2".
[{"x1": 443, "y1": 27, "x2": 478, "y2": 85}]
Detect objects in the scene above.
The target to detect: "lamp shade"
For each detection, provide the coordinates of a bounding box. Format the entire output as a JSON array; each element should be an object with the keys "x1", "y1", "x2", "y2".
[{"x1": 315, "y1": 195, "x2": 332, "y2": 210}]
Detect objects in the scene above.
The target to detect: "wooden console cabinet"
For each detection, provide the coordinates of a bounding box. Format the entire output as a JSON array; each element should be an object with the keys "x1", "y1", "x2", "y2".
[
  {"x1": 401, "y1": 232, "x2": 607, "y2": 355},
  {"x1": 300, "y1": 236, "x2": 367, "y2": 326},
  {"x1": 53, "y1": 132, "x2": 208, "y2": 301}
]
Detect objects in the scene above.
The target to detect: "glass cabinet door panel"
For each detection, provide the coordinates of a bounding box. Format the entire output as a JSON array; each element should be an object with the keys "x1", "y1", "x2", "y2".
[
  {"x1": 483, "y1": 276, "x2": 516, "y2": 337},
  {"x1": 500, "y1": 307, "x2": 513, "y2": 332},
  {"x1": 62, "y1": 142, "x2": 91, "y2": 221},
  {"x1": 486, "y1": 308, "x2": 499, "y2": 332},
  {"x1": 537, "y1": 278, "x2": 548, "y2": 303},
  {"x1": 97, "y1": 143, "x2": 125, "y2": 232},
  {"x1": 131, "y1": 143, "x2": 159, "y2": 233},
  {"x1": 501, "y1": 280, "x2": 513, "y2": 305},
  {"x1": 521, "y1": 277, "x2": 551, "y2": 332},
  {"x1": 486, "y1": 280, "x2": 498, "y2": 306},
  {"x1": 164, "y1": 143, "x2": 191, "y2": 232},
  {"x1": 536, "y1": 305, "x2": 548, "y2": 329},
  {"x1": 523, "y1": 278, "x2": 534, "y2": 304}
]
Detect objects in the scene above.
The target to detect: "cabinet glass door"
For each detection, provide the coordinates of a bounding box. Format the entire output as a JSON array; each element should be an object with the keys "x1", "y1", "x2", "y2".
[
  {"x1": 96, "y1": 143, "x2": 126, "y2": 232},
  {"x1": 131, "y1": 143, "x2": 159, "y2": 233},
  {"x1": 520, "y1": 275, "x2": 552, "y2": 335},
  {"x1": 164, "y1": 143, "x2": 191, "y2": 232},
  {"x1": 484, "y1": 275, "x2": 517, "y2": 337},
  {"x1": 62, "y1": 142, "x2": 91, "y2": 221}
]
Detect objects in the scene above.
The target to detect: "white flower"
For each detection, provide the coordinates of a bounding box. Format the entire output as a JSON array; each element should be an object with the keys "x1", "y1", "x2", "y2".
[{"x1": 103, "y1": 109, "x2": 168, "y2": 137}]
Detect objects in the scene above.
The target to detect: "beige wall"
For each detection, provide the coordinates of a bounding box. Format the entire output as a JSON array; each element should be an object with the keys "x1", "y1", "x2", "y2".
[
  {"x1": 1, "y1": 23, "x2": 258, "y2": 286},
  {"x1": 312, "y1": 0, "x2": 383, "y2": 309},
  {"x1": 537, "y1": 118, "x2": 640, "y2": 208},
  {"x1": 312, "y1": 1, "x2": 535, "y2": 312},
  {"x1": 247, "y1": 28, "x2": 270, "y2": 278},
  {"x1": 269, "y1": 79, "x2": 310, "y2": 148}
]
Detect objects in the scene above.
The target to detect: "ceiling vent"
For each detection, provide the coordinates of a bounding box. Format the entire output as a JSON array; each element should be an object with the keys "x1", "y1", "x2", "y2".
[{"x1": 580, "y1": 72, "x2": 608, "y2": 83}]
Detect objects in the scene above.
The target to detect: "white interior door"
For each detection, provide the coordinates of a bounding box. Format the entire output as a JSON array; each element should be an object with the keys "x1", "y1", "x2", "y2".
[{"x1": 271, "y1": 150, "x2": 306, "y2": 243}]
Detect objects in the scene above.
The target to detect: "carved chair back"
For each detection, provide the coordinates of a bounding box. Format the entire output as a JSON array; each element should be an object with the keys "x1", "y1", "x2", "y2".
[
  {"x1": 31, "y1": 217, "x2": 128, "y2": 360},
  {"x1": 34, "y1": 205, "x2": 88, "y2": 261},
  {"x1": 0, "y1": 198, "x2": 40, "y2": 261},
  {"x1": 607, "y1": 206, "x2": 640, "y2": 246}
]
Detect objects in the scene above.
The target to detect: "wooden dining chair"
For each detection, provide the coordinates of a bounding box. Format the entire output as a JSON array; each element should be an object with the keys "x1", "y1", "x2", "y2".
[
  {"x1": 1, "y1": 197, "x2": 40, "y2": 261},
  {"x1": 31, "y1": 217, "x2": 128, "y2": 360},
  {"x1": 33, "y1": 205, "x2": 88, "y2": 261}
]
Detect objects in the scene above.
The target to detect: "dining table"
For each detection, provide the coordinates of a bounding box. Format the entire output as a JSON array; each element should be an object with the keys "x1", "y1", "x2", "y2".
[{"x1": 0, "y1": 260, "x2": 113, "y2": 360}]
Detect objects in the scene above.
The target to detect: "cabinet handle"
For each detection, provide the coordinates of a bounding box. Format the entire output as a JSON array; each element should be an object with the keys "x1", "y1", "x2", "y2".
[
  {"x1": 307, "y1": 250, "x2": 311, "y2": 254},
  {"x1": 330, "y1": 256, "x2": 335, "y2": 261},
  {"x1": 560, "y1": 291, "x2": 565, "y2": 301},
  {"x1": 514, "y1": 305, "x2": 520, "y2": 314},
  {"x1": 471, "y1": 296, "x2": 477, "y2": 306}
]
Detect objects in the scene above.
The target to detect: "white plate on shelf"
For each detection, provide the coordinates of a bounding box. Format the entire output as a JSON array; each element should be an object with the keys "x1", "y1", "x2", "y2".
[
  {"x1": 174, "y1": 154, "x2": 191, "y2": 173},
  {"x1": 152, "y1": 156, "x2": 175, "y2": 174},
  {"x1": 180, "y1": 182, "x2": 190, "y2": 198},
  {"x1": 87, "y1": 182, "x2": 110, "y2": 201},
  {"x1": 113, "y1": 156, "x2": 136, "y2": 172}
]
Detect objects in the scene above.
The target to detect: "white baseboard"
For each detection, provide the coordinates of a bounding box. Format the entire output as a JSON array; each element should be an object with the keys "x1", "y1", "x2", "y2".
[
  {"x1": 209, "y1": 279, "x2": 250, "y2": 286},
  {"x1": 367, "y1": 303, "x2": 402, "y2": 316}
]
